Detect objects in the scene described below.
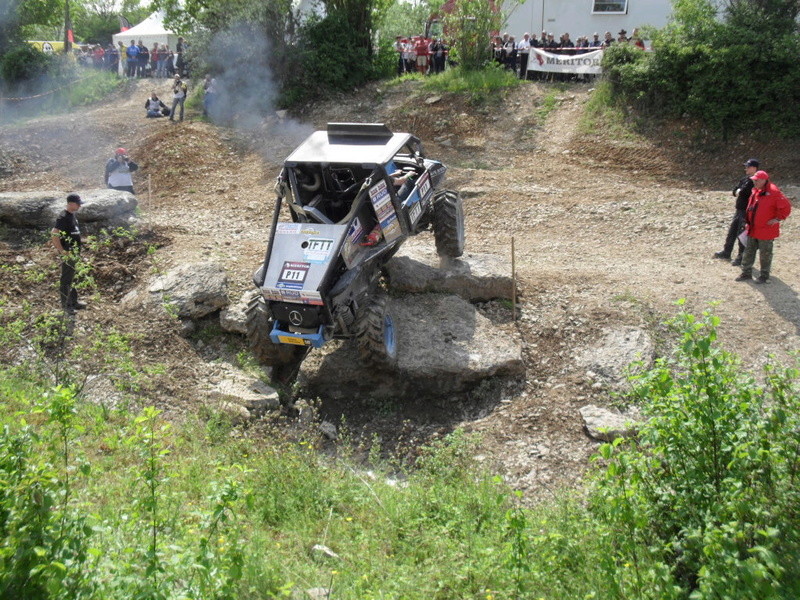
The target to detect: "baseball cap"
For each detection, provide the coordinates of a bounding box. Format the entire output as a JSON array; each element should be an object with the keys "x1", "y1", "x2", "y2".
[
  {"x1": 744, "y1": 158, "x2": 760, "y2": 168},
  {"x1": 66, "y1": 193, "x2": 83, "y2": 205},
  {"x1": 115, "y1": 147, "x2": 127, "y2": 155},
  {"x1": 750, "y1": 170, "x2": 769, "y2": 181}
]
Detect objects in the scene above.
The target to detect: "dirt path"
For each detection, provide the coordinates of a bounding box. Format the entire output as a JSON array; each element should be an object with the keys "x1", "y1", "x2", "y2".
[{"x1": 2, "y1": 77, "x2": 800, "y2": 496}]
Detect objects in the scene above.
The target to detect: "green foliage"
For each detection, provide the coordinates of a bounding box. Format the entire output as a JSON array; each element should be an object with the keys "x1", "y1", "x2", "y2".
[
  {"x1": 442, "y1": 0, "x2": 502, "y2": 71},
  {"x1": 592, "y1": 306, "x2": 800, "y2": 598},
  {"x1": 421, "y1": 64, "x2": 520, "y2": 104},
  {"x1": 0, "y1": 42, "x2": 54, "y2": 82},
  {"x1": 602, "y1": 0, "x2": 800, "y2": 137}
]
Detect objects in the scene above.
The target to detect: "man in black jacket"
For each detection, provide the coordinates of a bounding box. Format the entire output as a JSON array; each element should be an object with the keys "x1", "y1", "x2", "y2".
[
  {"x1": 715, "y1": 158, "x2": 759, "y2": 265},
  {"x1": 51, "y1": 193, "x2": 86, "y2": 314}
]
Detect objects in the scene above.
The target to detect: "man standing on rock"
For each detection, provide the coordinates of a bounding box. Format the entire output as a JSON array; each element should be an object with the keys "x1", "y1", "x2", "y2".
[
  {"x1": 715, "y1": 158, "x2": 758, "y2": 265},
  {"x1": 105, "y1": 148, "x2": 138, "y2": 194},
  {"x1": 736, "y1": 170, "x2": 791, "y2": 284},
  {"x1": 51, "y1": 193, "x2": 87, "y2": 314}
]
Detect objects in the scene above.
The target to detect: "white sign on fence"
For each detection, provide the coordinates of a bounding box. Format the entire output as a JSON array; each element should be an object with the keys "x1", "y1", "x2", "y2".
[{"x1": 528, "y1": 48, "x2": 604, "y2": 74}]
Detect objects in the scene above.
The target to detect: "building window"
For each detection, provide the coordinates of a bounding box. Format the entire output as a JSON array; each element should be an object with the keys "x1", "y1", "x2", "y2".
[{"x1": 592, "y1": 0, "x2": 628, "y2": 13}]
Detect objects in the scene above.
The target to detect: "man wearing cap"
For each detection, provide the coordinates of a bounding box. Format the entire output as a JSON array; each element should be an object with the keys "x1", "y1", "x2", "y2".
[
  {"x1": 590, "y1": 33, "x2": 602, "y2": 48},
  {"x1": 715, "y1": 158, "x2": 759, "y2": 264},
  {"x1": 736, "y1": 170, "x2": 792, "y2": 284},
  {"x1": 105, "y1": 148, "x2": 139, "y2": 194},
  {"x1": 51, "y1": 194, "x2": 87, "y2": 314}
]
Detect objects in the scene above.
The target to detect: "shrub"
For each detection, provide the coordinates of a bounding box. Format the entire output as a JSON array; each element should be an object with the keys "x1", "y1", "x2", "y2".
[
  {"x1": 0, "y1": 43, "x2": 53, "y2": 83},
  {"x1": 592, "y1": 306, "x2": 800, "y2": 598}
]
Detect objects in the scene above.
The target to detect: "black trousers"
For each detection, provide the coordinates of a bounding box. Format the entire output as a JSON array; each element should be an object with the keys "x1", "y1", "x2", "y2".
[
  {"x1": 723, "y1": 209, "x2": 746, "y2": 257},
  {"x1": 60, "y1": 257, "x2": 78, "y2": 309},
  {"x1": 519, "y1": 53, "x2": 529, "y2": 79}
]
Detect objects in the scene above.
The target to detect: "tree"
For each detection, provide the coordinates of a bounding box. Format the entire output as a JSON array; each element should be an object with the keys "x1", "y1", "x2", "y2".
[
  {"x1": 1, "y1": 0, "x2": 62, "y2": 55},
  {"x1": 441, "y1": 0, "x2": 503, "y2": 70}
]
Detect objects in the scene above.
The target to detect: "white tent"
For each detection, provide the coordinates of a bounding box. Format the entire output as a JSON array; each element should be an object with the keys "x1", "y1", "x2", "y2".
[{"x1": 112, "y1": 11, "x2": 180, "y2": 55}]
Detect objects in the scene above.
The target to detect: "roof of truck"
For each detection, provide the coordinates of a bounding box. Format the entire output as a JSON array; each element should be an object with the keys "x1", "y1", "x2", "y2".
[{"x1": 284, "y1": 123, "x2": 416, "y2": 166}]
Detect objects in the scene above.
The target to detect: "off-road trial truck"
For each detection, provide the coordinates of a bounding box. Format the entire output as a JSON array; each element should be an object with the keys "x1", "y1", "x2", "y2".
[{"x1": 246, "y1": 122, "x2": 465, "y2": 382}]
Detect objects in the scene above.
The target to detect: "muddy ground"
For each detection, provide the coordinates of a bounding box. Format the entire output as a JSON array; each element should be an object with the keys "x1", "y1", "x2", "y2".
[{"x1": 2, "y1": 76, "x2": 799, "y2": 497}]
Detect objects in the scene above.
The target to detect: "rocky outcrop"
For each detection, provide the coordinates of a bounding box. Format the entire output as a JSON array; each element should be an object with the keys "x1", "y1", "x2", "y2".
[
  {"x1": 220, "y1": 289, "x2": 258, "y2": 334},
  {"x1": 0, "y1": 189, "x2": 138, "y2": 229},
  {"x1": 205, "y1": 370, "x2": 281, "y2": 422},
  {"x1": 579, "y1": 404, "x2": 642, "y2": 442},
  {"x1": 122, "y1": 261, "x2": 228, "y2": 319},
  {"x1": 301, "y1": 294, "x2": 525, "y2": 399},
  {"x1": 576, "y1": 326, "x2": 654, "y2": 388},
  {"x1": 385, "y1": 245, "x2": 515, "y2": 301}
]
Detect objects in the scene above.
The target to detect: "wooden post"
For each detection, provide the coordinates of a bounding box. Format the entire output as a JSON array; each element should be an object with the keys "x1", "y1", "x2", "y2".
[{"x1": 511, "y1": 236, "x2": 516, "y2": 321}]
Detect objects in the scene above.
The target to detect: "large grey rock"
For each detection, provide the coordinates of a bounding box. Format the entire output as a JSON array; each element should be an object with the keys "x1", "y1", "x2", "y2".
[
  {"x1": 579, "y1": 404, "x2": 642, "y2": 442},
  {"x1": 386, "y1": 246, "x2": 515, "y2": 301},
  {"x1": 220, "y1": 289, "x2": 258, "y2": 334},
  {"x1": 205, "y1": 374, "x2": 280, "y2": 419},
  {"x1": 0, "y1": 189, "x2": 138, "y2": 228},
  {"x1": 301, "y1": 294, "x2": 525, "y2": 399},
  {"x1": 148, "y1": 262, "x2": 229, "y2": 319},
  {"x1": 576, "y1": 326, "x2": 654, "y2": 387}
]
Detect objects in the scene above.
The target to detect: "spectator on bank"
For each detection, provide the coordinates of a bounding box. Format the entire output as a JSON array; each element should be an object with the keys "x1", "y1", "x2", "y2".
[
  {"x1": 394, "y1": 36, "x2": 405, "y2": 76},
  {"x1": 517, "y1": 33, "x2": 532, "y2": 79},
  {"x1": 51, "y1": 193, "x2": 86, "y2": 315},
  {"x1": 617, "y1": 29, "x2": 629, "y2": 43},
  {"x1": 632, "y1": 28, "x2": 645, "y2": 49},
  {"x1": 175, "y1": 36, "x2": 185, "y2": 76},
  {"x1": 504, "y1": 36, "x2": 517, "y2": 72},
  {"x1": 716, "y1": 158, "x2": 759, "y2": 264},
  {"x1": 170, "y1": 74, "x2": 187, "y2": 122},
  {"x1": 137, "y1": 39, "x2": 149, "y2": 77},
  {"x1": 105, "y1": 148, "x2": 138, "y2": 194},
  {"x1": 165, "y1": 52, "x2": 175, "y2": 77},
  {"x1": 414, "y1": 35, "x2": 429, "y2": 74},
  {"x1": 602, "y1": 31, "x2": 614, "y2": 48},
  {"x1": 430, "y1": 38, "x2": 447, "y2": 74},
  {"x1": 590, "y1": 32, "x2": 602, "y2": 48},
  {"x1": 150, "y1": 43, "x2": 160, "y2": 76},
  {"x1": 106, "y1": 43, "x2": 118, "y2": 72},
  {"x1": 203, "y1": 75, "x2": 216, "y2": 117},
  {"x1": 736, "y1": 170, "x2": 792, "y2": 284},
  {"x1": 126, "y1": 40, "x2": 139, "y2": 77},
  {"x1": 145, "y1": 92, "x2": 168, "y2": 118}
]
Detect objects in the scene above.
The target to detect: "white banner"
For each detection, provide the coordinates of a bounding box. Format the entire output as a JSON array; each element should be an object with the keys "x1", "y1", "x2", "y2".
[{"x1": 528, "y1": 48, "x2": 604, "y2": 74}]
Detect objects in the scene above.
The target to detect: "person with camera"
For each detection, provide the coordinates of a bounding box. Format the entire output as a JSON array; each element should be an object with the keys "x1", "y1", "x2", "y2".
[
  {"x1": 170, "y1": 74, "x2": 188, "y2": 122},
  {"x1": 105, "y1": 148, "x2": 139, "y2": 194}
]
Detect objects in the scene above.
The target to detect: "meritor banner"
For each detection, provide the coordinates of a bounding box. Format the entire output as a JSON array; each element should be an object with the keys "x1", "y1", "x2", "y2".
[{"x1": 528, "y1": 48, "x2": 603, "y2": 74}]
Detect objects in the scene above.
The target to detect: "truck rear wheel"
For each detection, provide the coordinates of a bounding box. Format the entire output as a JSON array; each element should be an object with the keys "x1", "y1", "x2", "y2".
[
  {"x1": 354, "y1": 294, "x2": 397, "y2": 368},
  {"x1": 432, "y1": 190, "x2": 465, "y2": 258},
  {"x1": 245, "y1": 294, "x2": 309, "y2": 382}
]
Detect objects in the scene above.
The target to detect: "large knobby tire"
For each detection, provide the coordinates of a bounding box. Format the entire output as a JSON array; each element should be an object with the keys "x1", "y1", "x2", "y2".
[
  {"x1": 432, "y1": 189, "x2": 465, "y2": 258},
  {"x1": 354, "y1": 294, "x2": 397, "y2": 368},
  {"x1": 245, "y1": 293, "x2": 308, "y2": 372}
]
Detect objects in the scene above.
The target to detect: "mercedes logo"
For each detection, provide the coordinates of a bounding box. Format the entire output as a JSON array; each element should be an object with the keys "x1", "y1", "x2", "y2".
[{"x1": 288, "y1": 311, "x2": 303, "y2": 326}]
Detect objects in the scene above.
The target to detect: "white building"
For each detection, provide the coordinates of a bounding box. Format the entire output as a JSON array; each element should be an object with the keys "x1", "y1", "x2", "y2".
[{"x1": 503, "y1": 0, "x2": 673, "y2": 41}]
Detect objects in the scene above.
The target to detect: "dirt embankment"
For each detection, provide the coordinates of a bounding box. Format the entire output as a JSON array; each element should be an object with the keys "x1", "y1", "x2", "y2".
[{"x1": 2, "y1": 77, "x2": 799, "y2": 496}]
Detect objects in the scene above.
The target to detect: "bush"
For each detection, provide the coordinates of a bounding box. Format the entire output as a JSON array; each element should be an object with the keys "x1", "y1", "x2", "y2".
[
  {"x1": 0, "y1": 43, "x2": 53, "y2": 83},
  {"x1": 592, "y1": 306, "x2": 800, "y2": 599}
]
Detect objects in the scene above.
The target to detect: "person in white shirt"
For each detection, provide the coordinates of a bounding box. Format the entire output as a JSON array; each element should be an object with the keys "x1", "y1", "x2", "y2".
[{"x1": 517, "y1": 33, "x2": 532, "y2": 80}]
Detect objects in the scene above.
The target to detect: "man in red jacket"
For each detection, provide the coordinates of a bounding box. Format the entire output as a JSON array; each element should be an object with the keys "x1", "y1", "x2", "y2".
[{"x1": 736, "y1": 170, "x2": 792, "y2": 284}]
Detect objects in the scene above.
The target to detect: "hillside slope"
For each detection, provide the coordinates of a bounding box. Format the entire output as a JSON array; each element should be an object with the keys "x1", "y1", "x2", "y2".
[{"x1": 2, "y1": 77, "x2": 799, "y2": 495}]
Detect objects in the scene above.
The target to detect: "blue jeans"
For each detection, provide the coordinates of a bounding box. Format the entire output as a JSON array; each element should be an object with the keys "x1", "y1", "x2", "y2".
[{"x1": 170, "y1": 97, "x2": 185, "y2": 121}]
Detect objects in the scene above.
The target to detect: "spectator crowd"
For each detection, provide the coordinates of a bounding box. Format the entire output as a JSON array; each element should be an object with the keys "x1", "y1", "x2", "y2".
[
  {"x1": 73, "y1": 37, "x2": 189, "y2": 79},
  {"x1": 394, "y1": 27, "x2": 645, "y2": 79}
]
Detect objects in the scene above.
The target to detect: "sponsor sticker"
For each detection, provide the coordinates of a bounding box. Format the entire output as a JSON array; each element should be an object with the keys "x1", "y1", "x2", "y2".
[
  {"x1": 277, "y1": 261, "x2": 310, "y2": 289},
  {"x1": 409, "y1": 201, "x2": 422, "y2": 224},
  {"x1": 276, "y1": 223, "x2": 301, "y2": 235},
  {"x1": 304, "y1": 238, "x2": 334, "y2": 263}
]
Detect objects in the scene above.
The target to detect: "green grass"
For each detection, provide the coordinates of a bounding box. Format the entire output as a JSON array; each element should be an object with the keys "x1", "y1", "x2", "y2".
[
  {"x1": 579, "y1": 80, "x2": 640, "y2": 139},
  {"x1": 421, "y1": 65, "x2": 521, "y2": 104},
  {"x1": 1, "y1": 282, "x2": 799, "y2": 599},
  {"x1": 62, "y1": 69, "x2": 123, "y2": 107}
]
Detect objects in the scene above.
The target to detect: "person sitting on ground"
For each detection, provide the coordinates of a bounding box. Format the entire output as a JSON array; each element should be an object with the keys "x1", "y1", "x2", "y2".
[{"x1": 145, "y1": 92, "x2": 168, "y2": 118}]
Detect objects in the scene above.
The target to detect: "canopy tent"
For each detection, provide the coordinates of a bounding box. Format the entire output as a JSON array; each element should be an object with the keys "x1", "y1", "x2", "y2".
[{"x1": 112, "y1": 12, "x2": 179, "y2": 54}]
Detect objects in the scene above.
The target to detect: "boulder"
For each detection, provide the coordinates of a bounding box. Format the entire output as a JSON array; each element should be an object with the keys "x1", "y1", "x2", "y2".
[
  {"x1": 0, "y1": 189, "x2": 138, "y2": 229},
  {"x1": 148, "y1": 262, "x2": 229, "y2": 319},
  {"x1": 386, "y1": 246, "x2": 515, "y2": 301},
  {"x1": 205, "y1": 373, "x2": 280, "y2": 419},
  {"x1": 575, "y1": 326, "x2": 654, "y2": 387},
  {"x1": 220, "y1": 289, "x2": 258, "y2": 334},
  {"x1": 579, "y1": 404, "x2": 642, "y2": 442},
  {"x1": 301, "y1": 294, "x2": 525, "y2": 399}
]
